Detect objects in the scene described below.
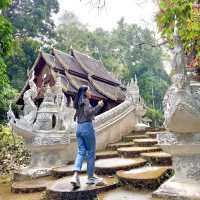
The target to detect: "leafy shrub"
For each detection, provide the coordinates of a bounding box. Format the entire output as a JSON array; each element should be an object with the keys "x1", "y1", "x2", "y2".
[
  {"x1": 145, "y1": 107, "x2": 164, "y2": 128},
  {"x1": 0, "y1": 125, "x2": 30, "y2": 175}
]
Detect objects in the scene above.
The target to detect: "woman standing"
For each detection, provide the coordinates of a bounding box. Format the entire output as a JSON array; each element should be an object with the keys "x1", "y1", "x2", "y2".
[{"x1": 71, "y1": 85, "x2": 104, "y2": 188}]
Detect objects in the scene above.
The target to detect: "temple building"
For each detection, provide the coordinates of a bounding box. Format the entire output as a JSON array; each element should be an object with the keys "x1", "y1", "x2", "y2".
[
  {"x1": 8, "y1": 47, "x2": 145, "y2": 179},
  {"x1": 17, "y1": 48, "x2": 126, "y2": 113}
]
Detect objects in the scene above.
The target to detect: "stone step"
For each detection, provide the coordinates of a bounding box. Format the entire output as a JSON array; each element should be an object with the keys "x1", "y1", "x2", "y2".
[
  {"x1": 117, "y1": 146, "x2": 161, "y2": 158},
  {"x1": 133, "y1": 138, "x2": 158, "y2": 147},
  {"x1": 11, "y1": 177, "x2": 55, "y2": 193},
  {"x1": 95, "y1": 157, "x2": 146, "y2": 175},
  {"x1": 51, "y1": 163, "x2": 87, "y2": 178},
  {"x1": 45, "y1": 175, "x2": 119, "y2": 200},
  {"x1": 117, "y1": 166, "x2": 173, "y2": 190},
  {"x1": 107, "y1": 142, "x2": 135, "y2": 150},
  {"x1": 141, "y1": 152, "x2": 172, "y2": 166},
  {"x1": 146, "y1": 132, "x2": 158, "y2": 139},
  {"x1": 146, "y1": 127, "x2": 165, "y2": 132},
  {"x1": 96, "y1": 151, "x2": 119, "y2": 160},
  {"x1": 122, "y1": 135, "x2": 148, "y2": 142},
  {"x1": 131, "y1": 130, "x2": 147, "y2": 135}
]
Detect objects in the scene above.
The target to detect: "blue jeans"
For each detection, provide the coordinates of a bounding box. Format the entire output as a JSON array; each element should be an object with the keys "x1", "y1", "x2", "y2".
[{"x1": 74, "y1": 122, "x2": 96, "y2": 178}]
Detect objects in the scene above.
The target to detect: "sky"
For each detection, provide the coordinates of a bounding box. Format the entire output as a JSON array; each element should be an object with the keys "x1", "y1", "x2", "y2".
[
  {"x1": 53, "y1": 0, "x2": 172, "y2": 73},
  {"x1": 54, "y1": 0, "x2": 159, "y2": 32}
]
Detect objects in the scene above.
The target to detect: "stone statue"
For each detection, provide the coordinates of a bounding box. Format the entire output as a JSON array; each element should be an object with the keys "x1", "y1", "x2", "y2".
[
  {"x1": 7, "y1": 71, "x2": 72, "y2": 179},
  {"x1": 20, "y1": 71, "x2": 38, "y2": 126},
  {"x1": 169, "y1": 19, "x2": 187, "y2": 90},
  {"x1": 7, "y1": 103, "x2": 16, "y2": 125},
  {"x1": 172, "y1": 20, "x2": 186, "y2": 76}
]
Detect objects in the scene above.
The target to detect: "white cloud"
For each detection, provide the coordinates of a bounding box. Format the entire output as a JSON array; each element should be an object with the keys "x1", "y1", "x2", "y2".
[{"x1": 54, "y1": 0, "x2": 159, "y2": 31}]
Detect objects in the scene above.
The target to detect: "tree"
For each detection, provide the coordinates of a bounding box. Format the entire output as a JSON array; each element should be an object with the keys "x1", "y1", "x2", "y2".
[
  {"x1": 0, "y1": 0, "x2": 13, "y2": 86},
  {"x1": 3, "y1": 0, "x2": 60, "y2": 90},
  {"x1": 6, "y1": 38, "x2": 41, "y2": 90},
  {"x1": 157, "y1": 0, "x2": 200, "y2": 68},
  {"x1": 145, "y1": 107, "x2": 164, "y2": 127},
  {"x1": 111, "y1": 18, "x2": 170, "y2": 109},
  {"x1": 2, "y1": 0, "x2": 59, "y2": 40},
  {"x1": 55, "y1": 11, "x2": 124, "y2": 74},
  {"x1": 55, "y1": 11, "x2": 91, "y2": 52},
  {"x1": 0, "y1": 0, "x2": 17, "y2": 122}
]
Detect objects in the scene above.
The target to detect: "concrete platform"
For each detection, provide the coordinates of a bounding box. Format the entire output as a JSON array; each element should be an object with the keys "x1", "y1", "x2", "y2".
[
  {"x1": 95, "y1": 157, "x2": 146, "y2": 175},
  {"x1": 103, "y1": 187, "x2": 152, "y2": 200},
  {"x1": 117, "y1": 146, "x2": 161, "y2": 158}
]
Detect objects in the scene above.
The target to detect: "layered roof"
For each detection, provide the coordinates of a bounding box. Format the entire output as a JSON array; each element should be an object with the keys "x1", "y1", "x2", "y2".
[{"x1": 17, "y1": 48, "x2": 126, "y2": 104}]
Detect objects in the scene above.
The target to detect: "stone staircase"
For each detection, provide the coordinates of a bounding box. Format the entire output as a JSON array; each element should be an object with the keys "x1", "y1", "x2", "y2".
[{"x1": 10, "y1": 129, "x2": 173, "y2": 200}]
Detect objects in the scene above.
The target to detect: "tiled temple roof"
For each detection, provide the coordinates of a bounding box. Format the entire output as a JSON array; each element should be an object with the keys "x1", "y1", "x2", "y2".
[
  {"x1": 71, "y1": 49, "x2": 120, "y2": 85},
  {"x1": 17, "y1": 48, "x2": 126, "y2": 104}
]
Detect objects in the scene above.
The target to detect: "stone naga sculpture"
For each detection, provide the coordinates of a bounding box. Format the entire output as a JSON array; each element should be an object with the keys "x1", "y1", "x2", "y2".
[
  {"x1": 7, "y1": 103, "x2": 16, "y2": 125},
  {"x1": 162, "y1": 19, "x2": 200, "y2": 133},
  {"x1": 153, "y1": 18, "x2": 200, "y2": 199},
  {"x1": 7, "y1": 72, "x2": 72, "y2": 179},
  {"x1": 20, "y1": 71, "x2": 38, "y2": 127}
]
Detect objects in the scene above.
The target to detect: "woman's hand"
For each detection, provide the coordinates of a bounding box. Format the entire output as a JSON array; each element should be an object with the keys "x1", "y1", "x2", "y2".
[{"x1": 98, "y1": 100, "x2": 104, "y2": 107}]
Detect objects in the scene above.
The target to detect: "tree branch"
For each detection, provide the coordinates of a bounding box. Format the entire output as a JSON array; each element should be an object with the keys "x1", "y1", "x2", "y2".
[{"x1": 134, "y1": 40, "x2": 168, "y2": 48}]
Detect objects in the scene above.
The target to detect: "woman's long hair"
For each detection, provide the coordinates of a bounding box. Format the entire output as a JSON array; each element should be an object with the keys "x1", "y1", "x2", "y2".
[{"x1": 73, "y1": 85, "x2": 89, "y2": 109}]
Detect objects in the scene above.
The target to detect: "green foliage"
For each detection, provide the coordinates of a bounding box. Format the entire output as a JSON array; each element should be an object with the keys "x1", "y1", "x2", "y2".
[
  {"x1": 6, "y1": 38, "x2": 41, "y2": 89},
  {"x1": 0, "y1": 0, "x2": 16, "y2": 123},
  {"x1": 0, "y1": 58, "x2": 9, "y2": 86},
  {"x1": 3, "y1": 0, "x2": 59, "y2": 39},
  {"x1": 0, "y1": 16, "x2": 12, "y2": 87},
  {"x1": 0, "y1": 83, "x2": 17, "y2": 122},
  {"x1": 2, "y1": 0, "x2": 59, "y2": 90},
  {"x1": 0, "y1": 125, "x2": 30, "y2": 175},
  {"x1": 55, "y1": 13, "x2": 90, "y2": 52},
  {"x1": 0, "y1": 0, "x2": 12, "y2": 9},
  {"x1": 110, "y1": 18, "x2": 171, "y2": 109},
  {"x1": 157, "y1": 0, "x2": 200, "y2": 67},
  {"x1": 145, "y1": 107, "x2": 164, "y2": 127},
  {"x1": 0, "y1": 16, "x2": 13, "y2": 57}
]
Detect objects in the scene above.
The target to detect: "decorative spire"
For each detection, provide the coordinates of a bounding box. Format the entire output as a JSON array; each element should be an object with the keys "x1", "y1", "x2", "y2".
[
  {"x1": 54, "y1": 73, "x2": 63, "y2": 94},
  {"x1": 134, "y1": 74, "x2": 138, "y2": 85}
]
